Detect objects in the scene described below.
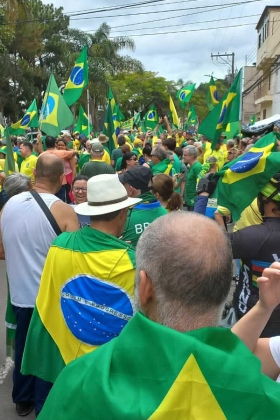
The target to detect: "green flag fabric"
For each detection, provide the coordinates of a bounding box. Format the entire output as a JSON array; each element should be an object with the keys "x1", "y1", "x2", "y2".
[
  {"x1": 216, "y1": 132, "x2": 280, "y2": 221},
  {"x1": 250, "y1": 114, "x2": 256, "y2": 125},
  {"x1": 224, "y1": 121, "x2": 241, "y2": 140},
  {"x1": 198, "y1": 71, "x2": 241, "y2": 148},
  {"x1": 37, "y1": 312, "x2": 280, "y2": 420},
  {"x1": 4, "y1": 129, "x2": 15, "y2": 175},
  {"x1": 39, "y1": 74, "x2": 74, "y2": 137},
  {"x1": 206, "y1": 76, "x2": 219, "y2": 111},
  {"x1": 63, "y1": 46, "x2": 88, "y2": 107},
  {"x1": 144, "y1": 104, "x2": 158, "y2": 131},
  {"x1": 75, "y1": 105, "x2": 92, "y2": 137},
  {"x1": 176, "y1": 83, "x2": 196, "y2": 108},
  {"x1": 9, "y1": 99, "x2": 39, "y2": 135},
  {"x1": 185, "y1": 104, "x2": 197, "y2": 129},
  {"x1": 103, "y1": 88, "x2": 121, "y2": 153},
  {"x1": 133, "y1": 112, "x2": 141, "y2": 127}
]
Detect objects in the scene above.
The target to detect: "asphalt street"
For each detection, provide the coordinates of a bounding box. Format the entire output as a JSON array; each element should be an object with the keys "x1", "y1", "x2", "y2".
[{"x1": 0, "y1": 261, "x2": 35, "y2": 420}]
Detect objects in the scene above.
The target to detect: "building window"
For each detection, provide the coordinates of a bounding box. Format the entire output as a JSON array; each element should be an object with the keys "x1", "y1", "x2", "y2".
[
  {"x1": 263, "y1": 109, "x2": 267, "y2": 119},
  {"x1": 268, "y1": 73, "x2": 271, "y2": 90},
  {"x1": 258, "y1": 17, "x2": 269, "y2": 48}
]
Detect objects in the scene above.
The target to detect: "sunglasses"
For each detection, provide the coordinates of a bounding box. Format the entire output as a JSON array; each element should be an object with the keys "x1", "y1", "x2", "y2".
[
  {"x1": 72, "y1": 187, "x2": 87, "y2": 192},
  {"x1": 129, "y1": 157, "x2": 137, "y2": 161}
]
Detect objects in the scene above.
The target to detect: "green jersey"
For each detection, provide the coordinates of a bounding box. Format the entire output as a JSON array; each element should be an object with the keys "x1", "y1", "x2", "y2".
[
  {"x1": 81, "y1": 160, "x2": 115, "y2": 178},
  {"x1": 185, "y1": 161, "x2": 202, "y2": 207},
  {"x1": 122, "y1": 192, "x2": 167, "y2": 247}
]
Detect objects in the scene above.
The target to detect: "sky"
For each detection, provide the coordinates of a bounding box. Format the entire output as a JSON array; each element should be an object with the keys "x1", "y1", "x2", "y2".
[{"x1": 42, "y1": 0, "x2": 280, "y2": 85}]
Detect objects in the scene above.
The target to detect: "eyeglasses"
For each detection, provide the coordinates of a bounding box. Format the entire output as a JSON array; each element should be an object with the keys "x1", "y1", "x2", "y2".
[
  {"x1": 72, "y1": 187, "x2": 87, "y2": 192},
  {"x1": 129, "y1": 157, "x2": 137, "y2": 161}
]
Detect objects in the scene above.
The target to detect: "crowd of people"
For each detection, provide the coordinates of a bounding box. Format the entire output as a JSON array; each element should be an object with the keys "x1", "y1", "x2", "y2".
[{"x1": 1, "y1": 117, "x2": 280, "y2": 418}]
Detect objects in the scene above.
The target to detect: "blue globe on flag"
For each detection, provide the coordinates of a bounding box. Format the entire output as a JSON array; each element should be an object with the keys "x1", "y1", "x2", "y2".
[
  {"x1": 70, "y1": 66, "x2": 84, "y2": 86},
  {"x1": 180, "y1": 91, "x2": 186, "y2": 101},
  {"x1": 214, "y1": 91, "x2": 219, "y2": 101},
  {"x1": 148, "y1": 111, "x2": 154, "y2": 120},
  {"x1": 43, "y1": 96, "x2": 55, "y2": 120},
  {"x1": 21, "y1": 114, "x2": 31, "y2": 127},
  {"x1": 230, "y1": 152, "x2": 263, "y2": 174},
  {"x1": 218, "y1": 105, "x2": 227, "y2": 124}
]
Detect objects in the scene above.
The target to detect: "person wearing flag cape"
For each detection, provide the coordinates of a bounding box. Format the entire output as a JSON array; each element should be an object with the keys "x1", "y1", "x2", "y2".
[{"x1": 38, "y1": 212, "x2": 280, "y2": 420}]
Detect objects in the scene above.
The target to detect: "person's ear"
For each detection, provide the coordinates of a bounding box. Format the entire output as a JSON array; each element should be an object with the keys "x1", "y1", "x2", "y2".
[{"x1": 138, "y1": 270, "x2": 154, "y2": 307}]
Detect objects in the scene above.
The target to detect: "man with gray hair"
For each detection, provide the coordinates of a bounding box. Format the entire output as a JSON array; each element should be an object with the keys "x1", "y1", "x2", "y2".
[
  {"x1": 150, "y1": 146, "x2": 172, "y2": 175},
  {"x1": 37, "y1": 212, "x2": 280, "y2": 419},
  {"x1": 183, "y1": 145, "x2": 202, "y2": 210},
  {"x1": 81, "y1": 142, "x2": 114, "y2": 178}
]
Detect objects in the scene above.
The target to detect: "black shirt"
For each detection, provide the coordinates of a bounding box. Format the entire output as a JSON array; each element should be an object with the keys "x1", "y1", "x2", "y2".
[{"x1": 230, "y1": 218, "x2": 280, "y2": 337}]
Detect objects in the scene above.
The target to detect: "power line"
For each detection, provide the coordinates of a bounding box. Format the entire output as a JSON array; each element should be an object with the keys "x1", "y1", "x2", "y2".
[
  {"x1": 4, "y1": 0, "x2": 263, "y2": 26},
  {"x1": 105, "y1": 14, "x2": 260, "y2": 35},
  {"x1": 107, "y1": 22, "x2": 256, "y2": 37}
]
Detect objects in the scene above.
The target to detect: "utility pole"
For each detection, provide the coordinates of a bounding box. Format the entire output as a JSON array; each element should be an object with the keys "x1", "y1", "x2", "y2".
[{"x1": 211, "y1": 52, "x2": 235, "y2": 83}]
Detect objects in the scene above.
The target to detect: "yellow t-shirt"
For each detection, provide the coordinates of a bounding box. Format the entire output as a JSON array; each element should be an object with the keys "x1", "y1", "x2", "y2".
[
  {"x1": 20, "y1": 154, "x2": 38, "y2": 180},
  {"x1": 217, "y1": 198, "x2": 262, "y2": 232},
  {"x1": 203, "y1": 149, "x2": 225, "y2": 170},
  {"x1": 102, "y1": 149, "x2": 111, "y2": 165}
]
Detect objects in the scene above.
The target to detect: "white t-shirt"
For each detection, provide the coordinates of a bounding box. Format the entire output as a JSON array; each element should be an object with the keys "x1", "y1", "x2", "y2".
[
  {"x1": 1, "y1": 191, "x2": 60, "y2": 307},
  {"x1": 269, "y1": 336, "x2": 280, "y2": 368}
]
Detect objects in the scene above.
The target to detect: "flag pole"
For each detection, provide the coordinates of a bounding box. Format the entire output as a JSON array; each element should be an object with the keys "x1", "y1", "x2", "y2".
[{"x1": 87, "y1": 89, "x2": 90, "y2": 138}]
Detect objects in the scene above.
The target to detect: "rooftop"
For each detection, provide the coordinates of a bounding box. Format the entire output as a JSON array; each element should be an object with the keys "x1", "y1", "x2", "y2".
[{"x1": 256, "y1": 6, "x2": 280, "y2": 31}]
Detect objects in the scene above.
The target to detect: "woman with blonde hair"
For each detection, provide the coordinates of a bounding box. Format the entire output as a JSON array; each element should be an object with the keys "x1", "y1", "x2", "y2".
[{"x1": 151, "y1": 174, "x2": 182, "y2": 211}]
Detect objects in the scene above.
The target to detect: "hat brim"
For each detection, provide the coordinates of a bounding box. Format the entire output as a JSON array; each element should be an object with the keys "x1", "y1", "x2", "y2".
[
  {"x1": 98, "y1": 136, "x2": 109, "y2": 144},
  {"x1": 74, "y1": 196, "x2": 142, "y2": 216}
]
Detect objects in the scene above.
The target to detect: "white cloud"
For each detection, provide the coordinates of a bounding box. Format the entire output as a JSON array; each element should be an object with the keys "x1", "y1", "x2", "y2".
[{"x1": 43, "y1": 0, "x2": 280, "y2": 84}]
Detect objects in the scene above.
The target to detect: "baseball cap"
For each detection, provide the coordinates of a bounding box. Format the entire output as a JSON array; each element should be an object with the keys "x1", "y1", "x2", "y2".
[
  {"x1": 119, "y1": 166, "x2": 153, "y2": 193},
  {"x1": 91, "y1": 142, "x2": 104, "y2": 153},
  {"x1": 206, "y1": 156, "x2": 218, "y2": 164}
]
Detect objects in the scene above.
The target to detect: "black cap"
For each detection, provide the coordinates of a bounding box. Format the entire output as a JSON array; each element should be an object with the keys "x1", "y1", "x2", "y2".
[{"x1": 118, "y1": 166, "x2": 153, "y2": 193}]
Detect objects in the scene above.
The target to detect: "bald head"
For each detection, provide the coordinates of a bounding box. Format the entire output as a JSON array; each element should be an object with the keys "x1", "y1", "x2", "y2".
[
  {"x1": 36, "y1": 154, "x2": 64, "y2": 184},
  {"x1": 135, "y1": 212, "x2": 232, "y2": 329}
]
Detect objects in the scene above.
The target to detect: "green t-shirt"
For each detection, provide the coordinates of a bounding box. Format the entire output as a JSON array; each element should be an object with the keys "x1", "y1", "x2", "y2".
[
  {"x1": 185, "y1": 161, "x2": 202, "y2": 207},
  {"x1": 81, "y1": 160, "x2": 115, "y2": 178},
  {"x1": 115, "y1": 156, "x2": 123, "y2": 172},
  {"x1": 79, "y1": 152, "x2": 91, "y2": 171},
  {"x1": 111, "y1": 148, "x2": 123, "y2": 167},
  {"x1": 122, "y1": 192, "x2": 167, "y2": 247}
]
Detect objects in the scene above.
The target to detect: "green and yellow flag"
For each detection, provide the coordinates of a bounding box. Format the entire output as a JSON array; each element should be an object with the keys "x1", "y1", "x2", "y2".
[
  {"x1": 206, "y1": 76, "x2": 219, "y2": 111},
  {"x1": 63, "y1": 46, "x2": 88, "y2": 107},
  {"x1": 39, "y1": 74, "x2": 74, "y2": 137},
  {"x1": 75, "y1": 105, "x2": 92, "y2": 137},
  {"x1": 250, "y1": 114, "x2": 256, "y2": 125},
  {"x1": 37, "y1": 312, "x2": 280, "y2": 420},
  {"x1": 169, "y1": 96, "x2": 179, "y2": 128},
  {"x1": 103, "y1": 88, "x2": 121, "y2": 153},
  {"x1": 176, "y1": 83, "x2": 196, "y2": 109},
  {"x1": 216, "y1": 132, "x2": 280, "y2": 221},
  {"x1": 133, "y1": 112, "x2": 141, "y2": 127},
  {"x1": 198, "y1": 70, "x2": 241, "y2": 148},
  {"x1": 224, "y1": 121, "x2": 241, "y2": 140},
  {"x1": 144, "y1": 104, "x2": 158, "y2": 131},
  {"x1": 9, "y1": 99, "x2": 38, "y2": 135},
  {"x1": 185, "y1": 104, "x2": 197, "y2": 129},
  {"x1": 21, "y1": 227, "x2": 135, "y2": 384}
]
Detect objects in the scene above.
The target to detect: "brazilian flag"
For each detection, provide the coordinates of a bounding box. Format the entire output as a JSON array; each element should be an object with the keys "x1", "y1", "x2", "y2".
[
  {"x1": 185, "y1": 104, "x2": 197, "y2": 129},
  {"x1": 176, "y1": 83, "x2": 196, "y2": 109},
  {"x1": 206, "y1": 76, "x2": 219, "y2": 111},
  {"x1": 144, "y1": 104, "x2": 158, "y2": 131},
  {"x1": 40, "y1": 74, "x2": 74, "y2": 137},
  {"x1": 37, "y1": 311, "x2": 280, "y2": 420},
  {"x1": 21, "y1": 227, "x2": 136, "y2": 384},
  {"x1": 103, "y1": 88, "x2": 121, "y2": 152},
  {"x1": 198, "y1": 71, "x2": 241, "y2": 148},
  {"x1": 9, "y1": 99, "x2": 39, "y2": 135},
  {"x1": 216, "y1": 132, "x2": 280, "y2": 221},
  {"x1": 64, "y1": 46, "x2": 88, "y2": 107},
  {"x1": 75, "y1": 105, "x2": 93, "y2": 137}
]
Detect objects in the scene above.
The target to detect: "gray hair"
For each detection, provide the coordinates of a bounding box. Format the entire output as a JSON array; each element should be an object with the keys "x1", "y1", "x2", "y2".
[
  {"x1": 152, "y1": 146, "x2": 167, "y2": 161},
  {"x1": 4, "y1": 173, "x2": 31, "y2": 197},
  {"x1": 226, "y1": 139, "x2": 235, "y2": 148},
  {"x1": 183, "y1": 145, "x2": 198, "y2": 158},
  {"x1": 135, "y1": 212, "x2": 232, "y2": 329}
]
